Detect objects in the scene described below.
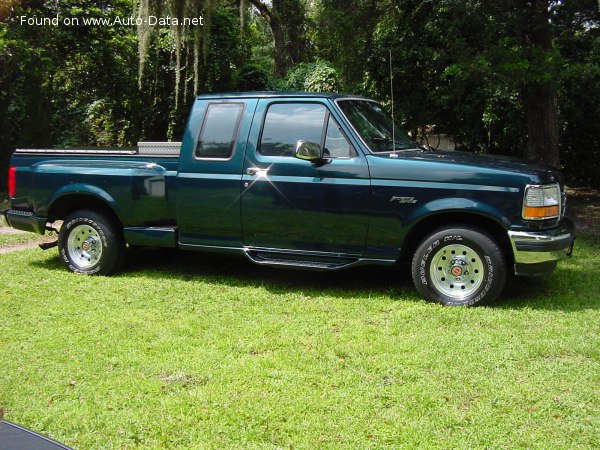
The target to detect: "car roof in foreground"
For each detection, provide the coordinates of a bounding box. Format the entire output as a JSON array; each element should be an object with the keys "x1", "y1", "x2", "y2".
[{"x1": 195, "y1": 91, "x2": 372, "y2": 101}]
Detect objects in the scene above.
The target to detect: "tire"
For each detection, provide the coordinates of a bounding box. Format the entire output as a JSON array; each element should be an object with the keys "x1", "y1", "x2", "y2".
[
  {"x1": 58, "y1": 209, "x2": 125, "y2": 275},
  {"x1": 411, "y1": 226, "x2": 506, "y2": 306}
]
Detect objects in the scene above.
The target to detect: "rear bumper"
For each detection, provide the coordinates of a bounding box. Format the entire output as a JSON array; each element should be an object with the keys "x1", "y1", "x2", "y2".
[
  {"x1": 508, "y1": 218, "x2": 575, "y2": 276},
  {"x1": 0, "y1": 209, "x2": 47, "y2": 234}
]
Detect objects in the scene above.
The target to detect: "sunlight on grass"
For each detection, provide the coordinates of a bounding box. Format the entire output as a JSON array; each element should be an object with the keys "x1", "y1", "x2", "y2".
[
  {"x1": 0, "y1": 230, "x2": 47, "y2": 248},
  {"x1": 0, "y1": 239, "x2": 598, "y2": 448}
]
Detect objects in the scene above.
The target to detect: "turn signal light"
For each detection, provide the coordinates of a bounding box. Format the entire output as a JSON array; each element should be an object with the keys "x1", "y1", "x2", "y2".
[
  {"x1": 523, "y1": 205, "x2": 560, "y2": 219},
  {"x1": 8, "y1": 166, "x2": 16, "y2": 198}
]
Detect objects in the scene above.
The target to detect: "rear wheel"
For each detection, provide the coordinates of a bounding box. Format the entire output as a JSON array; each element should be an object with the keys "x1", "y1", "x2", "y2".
[
  {"x1": 411, "y1": 226, "x2": 506, "y2": 306},
  {"x1": 59, "y1": 209, "x2": 125, "y2": 275}
]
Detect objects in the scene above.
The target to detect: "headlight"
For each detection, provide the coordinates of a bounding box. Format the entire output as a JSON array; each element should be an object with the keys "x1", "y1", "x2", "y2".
[{"x1": 522, "y1": 183, "x2": 561, "y2": 220}]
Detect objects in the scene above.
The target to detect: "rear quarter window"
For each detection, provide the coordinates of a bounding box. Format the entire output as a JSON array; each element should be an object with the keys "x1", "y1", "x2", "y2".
[{"x1": 196, "y1": 103, "x2": 244, "y2": 159}]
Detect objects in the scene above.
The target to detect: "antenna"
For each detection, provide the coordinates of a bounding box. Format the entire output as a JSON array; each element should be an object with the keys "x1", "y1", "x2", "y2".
[{"x1": 389, "y1": 49, "x2": 396, "y2": 154}]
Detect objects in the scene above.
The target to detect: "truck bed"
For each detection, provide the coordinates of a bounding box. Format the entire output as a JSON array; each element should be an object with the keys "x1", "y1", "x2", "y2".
[{"x1": 9, "y1": 142, "x2": 182, "y2": 231}]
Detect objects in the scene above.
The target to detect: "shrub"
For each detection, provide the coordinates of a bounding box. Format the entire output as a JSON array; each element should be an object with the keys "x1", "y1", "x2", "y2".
[{"x1": 283, "y1": 61, "x2": 342, "y2": 92}]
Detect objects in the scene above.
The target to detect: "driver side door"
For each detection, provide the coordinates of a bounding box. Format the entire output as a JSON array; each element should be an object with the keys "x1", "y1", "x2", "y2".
[{"x1": 241, "y1": 98, "x2": 371, "y2": 255}]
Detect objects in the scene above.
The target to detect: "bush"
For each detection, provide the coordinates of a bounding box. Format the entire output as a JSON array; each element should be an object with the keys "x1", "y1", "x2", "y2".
[
  {"x1": 234, "y1": 65, "x2": 274, "y2": 91},
  {"x1": 283, "y1": 61, "x2": 342, "y2": 92}
]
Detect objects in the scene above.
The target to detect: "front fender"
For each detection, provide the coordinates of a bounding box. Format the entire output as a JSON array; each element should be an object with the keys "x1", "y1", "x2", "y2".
[{"x1": 403, "y1": 197, "x2": 511, "y2": 230}]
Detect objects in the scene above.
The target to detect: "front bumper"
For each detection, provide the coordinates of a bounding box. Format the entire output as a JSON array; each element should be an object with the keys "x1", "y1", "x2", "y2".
[
  {"x1": 508, "y1": 218, "x2": 575, "y2": 276},
  {"x1": 0, "y1": 209, "x2": 47, "y2": 234}
]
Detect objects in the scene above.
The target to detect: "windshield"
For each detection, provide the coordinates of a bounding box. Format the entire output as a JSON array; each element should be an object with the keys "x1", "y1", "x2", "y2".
[{"x1": 337, "y1": 99, "x2": 415, "y2": 153}]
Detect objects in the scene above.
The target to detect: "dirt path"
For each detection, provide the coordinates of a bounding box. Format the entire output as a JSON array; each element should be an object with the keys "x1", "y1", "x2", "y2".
[
  {"x1": 0, "y1": 227, "x2": 58, "y2": 254},
  {"x1": 0, "y1": 227, "x2": 29, "y2": 235},
  {"x1": 0, "y1": 239, "x2": 57, "y2": 254}
]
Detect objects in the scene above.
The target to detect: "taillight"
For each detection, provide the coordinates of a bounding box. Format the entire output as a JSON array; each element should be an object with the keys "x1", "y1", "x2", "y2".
[{"x1": 8, "y1": 166, "x2": 16, "y2": 198}]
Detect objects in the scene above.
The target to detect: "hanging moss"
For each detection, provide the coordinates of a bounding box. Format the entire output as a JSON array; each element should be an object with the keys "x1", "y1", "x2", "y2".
[
  {"x1": 136, "y1": 0, "x2": 201, "y2": 97},
  {"x1": 171, "y1": 0, "x2": 186, "y2": 108},
  {"x1": 240, "y1": 0, "x2": 248, "y2": 31},
  {"x1": 202, "y1": 0, "x2": 213, "y2": 66}
]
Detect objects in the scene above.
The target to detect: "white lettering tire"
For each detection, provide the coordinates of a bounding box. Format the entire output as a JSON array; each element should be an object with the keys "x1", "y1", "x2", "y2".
[
  {"x1": 58, "y1": 210, "x2": 125, "y2": 275},
  {"x1": 411, "y1": 226, "x2": 506, "y2": 306}
]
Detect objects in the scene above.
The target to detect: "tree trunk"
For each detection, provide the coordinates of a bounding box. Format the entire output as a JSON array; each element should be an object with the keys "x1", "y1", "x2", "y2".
[
  {"x1": 521, "y1": 0, "x2": 560, "y2": 168},
  {"x1": 523, "y1": 83, "x2": 560, "y2": 168},
  {"x1": 270, "y1": 15, "x2": 287, "y2": 77},
  {"x1": 248, "y1": 0, "x2": 288, "y2": 77}
]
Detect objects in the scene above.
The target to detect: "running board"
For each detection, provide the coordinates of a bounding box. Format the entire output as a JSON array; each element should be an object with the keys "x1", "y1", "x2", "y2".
[{"x1": 245, "y1": 249, "x2": 380, "y2": 271}]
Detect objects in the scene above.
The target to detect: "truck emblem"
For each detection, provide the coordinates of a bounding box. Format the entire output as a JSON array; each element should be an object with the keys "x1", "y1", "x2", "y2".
[{"x1": 390, "y1": 196, "x2": 417, "y2": 204}]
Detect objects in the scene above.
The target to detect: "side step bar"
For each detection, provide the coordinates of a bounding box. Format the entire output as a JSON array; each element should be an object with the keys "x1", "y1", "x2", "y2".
[{"x1": 245, "y1": 249, "x2": 396, "y2": 271}]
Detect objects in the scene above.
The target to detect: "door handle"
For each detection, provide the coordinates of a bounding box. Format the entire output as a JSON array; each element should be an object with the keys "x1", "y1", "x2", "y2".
[{"x1": 246, "y1": 167, "x2": 268, "y2": 176}]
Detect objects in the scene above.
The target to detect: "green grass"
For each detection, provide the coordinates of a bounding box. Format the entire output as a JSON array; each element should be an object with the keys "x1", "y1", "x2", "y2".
[
  {"x1": 0, "y1": 230, "x2": 49, "y2": 247},
  {"x1": 0, "y1": 239, "x2": 598, "y2": 449}
]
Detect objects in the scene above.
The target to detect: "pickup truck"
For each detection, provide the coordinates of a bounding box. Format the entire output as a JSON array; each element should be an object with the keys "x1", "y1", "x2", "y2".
[{"x1": 1, "y1": 92, "x2": 575, "y2": 306}]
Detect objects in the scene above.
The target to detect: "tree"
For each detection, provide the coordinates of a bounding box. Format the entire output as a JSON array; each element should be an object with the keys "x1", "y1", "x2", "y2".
[
  {"x1": 362, "y1": 0, "x2": 591, "y2": 170},
  {"x1": 247, "y1": 0, "x2": 309, "y2": 76},
  {"x1": 312, "y1": 0, "x2": 381, "y2": 89}
]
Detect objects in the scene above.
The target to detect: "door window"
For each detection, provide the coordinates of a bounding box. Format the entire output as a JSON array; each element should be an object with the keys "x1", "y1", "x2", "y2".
[
  {"x1": 259, "y1": 103, "x2": 327, "y2": 157},
  {"x1": 196, "y1": 103, "x2": 244, "y2": 159},
  {"x1": 324, "y1": 115, "x2": 355, "y2": 158}
]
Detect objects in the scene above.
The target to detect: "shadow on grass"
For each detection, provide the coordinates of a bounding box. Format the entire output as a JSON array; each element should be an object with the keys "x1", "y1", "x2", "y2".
[
  {"x1": 31, "y1": 248, "x2": 599, "y2": 311},
  {"x1": 497, "y1": 269, "x2": 599, "y2": 311},
  {"x1": 33, "y1": 249, "x2": 416, "y2": 301}
]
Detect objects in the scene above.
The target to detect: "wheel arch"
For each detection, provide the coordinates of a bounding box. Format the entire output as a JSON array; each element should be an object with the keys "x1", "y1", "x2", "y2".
[
  {"x1": 48, "y1": 188, "x2": 122, "y2": 227},
  {"x1": 399, "y1": 211, "x2": 513, "y2": 267}
]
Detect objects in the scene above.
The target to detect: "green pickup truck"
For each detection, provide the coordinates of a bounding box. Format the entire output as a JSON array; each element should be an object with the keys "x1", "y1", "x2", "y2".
[{"x1": 1, "y1": 92, "x2": 575, "y2": 306}]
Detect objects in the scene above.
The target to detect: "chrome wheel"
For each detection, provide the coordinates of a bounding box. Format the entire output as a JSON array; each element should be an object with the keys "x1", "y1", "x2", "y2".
[
  {"x1": 67, "y1": 224, "x2": 103, "y2": 269},
  {"x1": 429, "y1": 244, "x2": 484, "y2": 299}
]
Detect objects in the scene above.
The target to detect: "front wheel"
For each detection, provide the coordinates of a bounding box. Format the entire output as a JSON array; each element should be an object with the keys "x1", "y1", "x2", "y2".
[
  {"x1": 411, "y1": 226, "x2": 506, "y2": 306},
  {"x1": 59, "y1": 209, "x2": 125, "y2": 275}
]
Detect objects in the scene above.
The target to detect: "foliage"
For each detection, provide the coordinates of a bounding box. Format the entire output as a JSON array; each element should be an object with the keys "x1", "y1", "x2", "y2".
[
  {"x1": 553, "y1": 0, "x2": 600, "y2": 187},
  {"x1": 283, "y1": 61, "x2": 342, "y2": 92},
  {"x1": 355, "y1": 0, "x2": 599, "y2": 179},
  {"x1": 234, "y1": 64, "x2": 274, "y2": 91},
  {"x1": 248, "y1": 0, "x2": 311, "y2": 76},
  {"x1": 0, "y1": 0, "x2": 599, "y2": 187},
  {"x1": 312, "y1": 0, "x2": 381, "y2": 90}
]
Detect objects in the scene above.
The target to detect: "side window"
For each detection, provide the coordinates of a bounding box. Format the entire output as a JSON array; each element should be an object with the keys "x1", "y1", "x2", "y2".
[
  {"x1": 259, "y1": 103, "x2": 326, "y2": 157},
  {"x1": 324, "y1": 115, "x2": 356, "y2": 158},
  {"x1": 196, "y1": 103, "x2": 243, "y2": 159}
]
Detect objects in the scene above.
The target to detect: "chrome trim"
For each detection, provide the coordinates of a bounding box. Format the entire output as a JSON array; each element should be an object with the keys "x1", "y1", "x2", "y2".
[
  {"x1": 177, "y1": 242, "x2": 396, "y2": 270},
  {"x1": 16, "y1": 148, "x2": 138, "y2": 155},
  {"x1": 137, "y1": 141, "x2": 181, "y2": 156},
  {"x1": 7, "y1": 209, "x2": 33, "y2": 216},
  {"x1": 244, "y1": 245, "x2": 360, "y2": 258},
  {"x1": 508, "y1": 225, "x2": 574, "y2": 265},
  {"x1": 15, "y1": 142, "x2": 182, "y2": 158}
]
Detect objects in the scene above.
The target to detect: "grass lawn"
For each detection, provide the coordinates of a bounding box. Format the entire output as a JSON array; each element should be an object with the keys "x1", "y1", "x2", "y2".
[{"x1": 0, "y1": 237, "x2": 598, "y2": 448}]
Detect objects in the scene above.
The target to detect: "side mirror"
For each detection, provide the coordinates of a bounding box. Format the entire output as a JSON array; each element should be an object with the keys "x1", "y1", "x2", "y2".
[{"x1": 294, "y1": 140, "x2": 323, "y2": 162}]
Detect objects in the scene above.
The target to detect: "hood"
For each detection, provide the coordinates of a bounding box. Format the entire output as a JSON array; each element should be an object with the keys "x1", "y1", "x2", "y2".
[{"x1": 393, "y1": 149, "x2": 562, "y2": 184}]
